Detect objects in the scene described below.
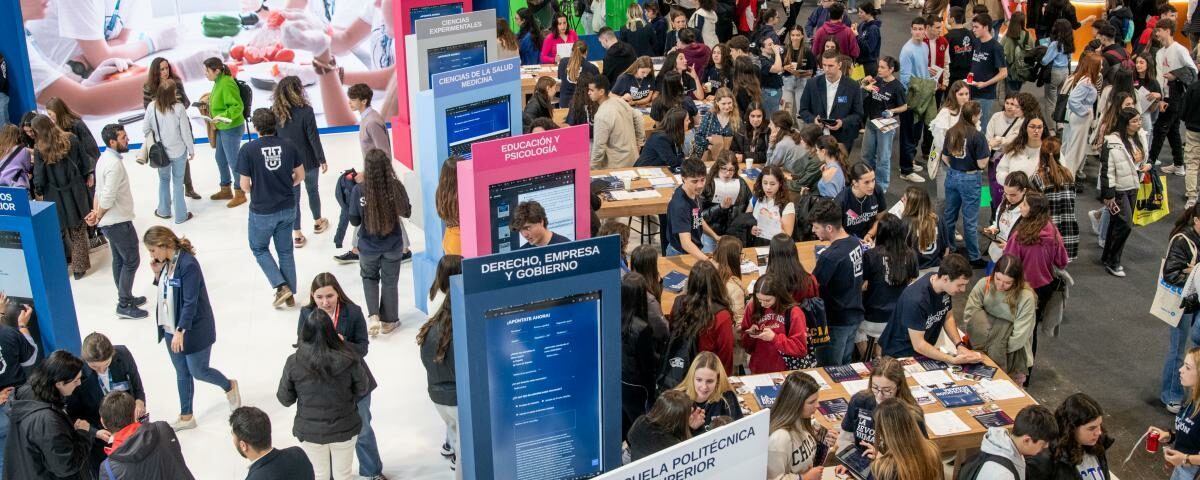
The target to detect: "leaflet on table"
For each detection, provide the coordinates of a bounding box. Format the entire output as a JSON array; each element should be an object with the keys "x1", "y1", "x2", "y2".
[
  {"x1": 914, "y1": 355, "x2": 950, "y2": 371},
  {"x1": 609, "y1": 189, "x2": 662, "y2": 201},
  {"x1": 819, "y1": 398, "x2": 849, "y2": 421},
  {"x1": 648, "y1": 177, "x2": 677, "y2": 188},
  {"x1": 805, "y1": 370, "x2": 832, "y2": 390},
  {"x1": 910, "y1": 386, "x2": 936, "y2": 406},
  {"x1": 952, "y1": 363, "x2": 999, "y2": 380},
  {"x1": 825, "y1": 365, "x2": 863, "y2": 383},
  {"x1": 662, "y1": 271, "x2": 688, "y2": 293},
  {"x1": 842, "y1": 379, "x2": 869, "y2": 397},
  {"x1": 590, "y1": 176, "x2": 624, "y2": 192},
  {"x1": 755, "y1": 385, "x2": 781, "y2": 408},
  {"x1": 975, "y1": 379, "x2": 1026, "y2": 401},
  {"x1": 740, "y1": 259, "x2": 759, "y2": 274},
  {"x1": 969, "y1": 404, "x2": 1014, "y2": 428},
  {"x1": 925, "y1": 410, "x2": 972, "y2": 436},
  {"x1": 911, "y1": 369, "x2": 955, "y2": 387},
  {"x1": 609, "y1": 170, "x2": 639, "y2": 181},
  {"x1": 637, "y1": 168, "x2": 667, "y2": 178}
]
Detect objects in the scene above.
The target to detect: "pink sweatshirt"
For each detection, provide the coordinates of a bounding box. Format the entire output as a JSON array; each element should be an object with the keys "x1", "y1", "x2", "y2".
[{"x1": 541, "y1": 30, "x2": 580, "y2": 64}]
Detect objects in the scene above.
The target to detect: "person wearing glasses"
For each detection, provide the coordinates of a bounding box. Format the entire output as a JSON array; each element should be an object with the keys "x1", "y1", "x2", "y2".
[{"x1": 836, "y1": 357, "x2": 927, "y2": 460}]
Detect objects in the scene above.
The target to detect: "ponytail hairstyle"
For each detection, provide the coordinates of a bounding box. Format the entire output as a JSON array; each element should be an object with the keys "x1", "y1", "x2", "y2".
[
  {"x1": 566, "y1": 41, "x2": 589, "y2": 83},
  {"x1": 1036, "y1": 136, "x2": 1073, "y2": 188},
  {"x1": 203, "y1": 57, "x2": 231, "y2": 77},
  {"x1": 143, "y1": 225, "x2": 197, "y2": 256},
  {"x1": 815, "y1": 135, "x2": 848, "y2": 174},
  {"x1": 769, "y1": 110, "x2": 798, "y2": 147}
]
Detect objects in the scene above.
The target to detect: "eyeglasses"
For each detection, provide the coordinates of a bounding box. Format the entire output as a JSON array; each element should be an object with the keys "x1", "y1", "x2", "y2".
[
  {"x1": 720, "y1": 166, "x2": 737, "y2": 172},
  {"x1": 870, "y1": 386, "x2": 896, "y2": 396},
  {"x1": 1028, "y1": 124, "x2": 1044, "y2": 130}
]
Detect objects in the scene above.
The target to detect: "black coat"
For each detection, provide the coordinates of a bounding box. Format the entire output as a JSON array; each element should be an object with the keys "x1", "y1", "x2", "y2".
[
  {"x1": 797, "y1": 76, "x2": 864, "y2": 147},
  {"x1": 245, "y1": 446, "x2": 314, "y2": 480},
  {"x1": 276, "y1": 348, "x2": 368, "y2": 444},
  {"x1": 68, "y1": 121, "x2": 100, "y2": 168},
  {"x1": 4, "y1": 385, "x2": 91, "y2": 480},
  {"x1": 1026, "y1": 436, "x2": 1114, "y2": 480},
  {"x1": 627, "y1": 416, "x2": 684, "y2": 461},
  {"x1": 1164, "y1": 229, "x2": 1200, "y2": 288},
  {"x1": 620, "y1": 25, "x2": 658, "y2": 58},
  {"x1": 275, "y1": 105, "x2": 326, "y2": 171},
  {"x1": 418, "y1": 317, "x2": 457, "y2": 406},
  {"x1": 98, "y1": 422, "x2": 194, "y2": 480},
  {"x1": 32, "y1": 136, "x2": 92, "y2": 230},
  {"x1": 153, "y1": 251, "x2": 218, "y2": 355},
  {"x1": 634, "y1": 133, "x2": 684, "y2": 170},
  {"x1": 603, "y1": 41, "x2": 637, "y2": 85},
  {"x1": 298, "y1": 304, "x2": 369, "y2": 358}
]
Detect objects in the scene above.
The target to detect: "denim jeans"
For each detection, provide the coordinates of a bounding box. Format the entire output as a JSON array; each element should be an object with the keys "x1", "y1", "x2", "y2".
[
  {"x1": 248, "y1": 208, "x2": 297, "y2": 292},
  {"x1": 360, "y1": 248, "x2": 404, "y2": 324},
  {"x1": 761, "y1": 88, "x2": 782, "y2": 117},
  {"x1": 665, "y1": 235, "x2": 716, "y2": 257},
  {"x1": 0, "y1": 402, "x2": 9, "y2": 474},
  {"x1": 782, "y1": 76, "x2": 807, "y2": 113},
  {"x1": 1162, "y1": 313, "x2": 1196, "y2": 406},
  {"x1": 356, "y1": 393, "x2": 383, "y2": 476},
  {"x1": 0, "y1": 92, "x2": 9, "y2": 127},
  {"x1": 214, "y1": 125, "x2": 244, "y2": 189},
  {"x1": 978, "y1": 97, "x2": 996, "y2": 132},
  {"x1": 862, "y1": 121, "x2": 895, "y2": 193},
  {"x1": 1173, "y1": 464, "x2": 1200, "y2": 480},
  {"x1": 943, "y1": 169, "x2": 983, "y2": 261},
  {"x1": 294, "y1": 167, "x2": 321, "y2": 231},
  {"x1": 157, "y1": 154, "x2": 188, "y2": 221},
  {"x1": 163, "y1": 332, "x2": 231, "y2": 416},
  {"x1": 99, "y1": 221, "x2": 139, "y2": 306},
  {"x1": 898, "y1": 110, "x2": 924, "y2": 175},
  {"x1": 817, "y1": 323, "x2": 860, "y2": 366}
]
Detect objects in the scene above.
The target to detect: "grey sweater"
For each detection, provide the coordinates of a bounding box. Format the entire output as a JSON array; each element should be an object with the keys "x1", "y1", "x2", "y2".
[{"x1": 143, "y1": 102, "x2": 195, "y2": 159}]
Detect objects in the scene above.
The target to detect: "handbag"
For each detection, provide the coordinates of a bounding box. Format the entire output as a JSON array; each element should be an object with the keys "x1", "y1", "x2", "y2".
[
  {"x1": 700, "y1": 135, "x2": 731, "y2": 163},
  {"x1": 780, "y1": 305, "x2": 819, "y2": 369},
  {"x1": 850, "y1": 63, "x2": 866, "y2": 82},
  {"x1": 1052, "y1": 80, "x2": 1071, "y2": 124},
  {"x1": 1153, "y1": 260, "x2": 1187, "y2": 326},
  {"x1": 146, "y1": 108, "x2": 170, "y2": 168},
  {"x1": 1133, "y1": 172, "x2": 1170, "y2": 226}
]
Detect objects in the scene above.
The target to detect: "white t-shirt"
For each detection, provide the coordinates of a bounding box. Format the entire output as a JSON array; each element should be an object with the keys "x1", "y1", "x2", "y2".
[
  {"x1": 1076, "y1": 454, "x2": 1104, "y2": 480},
  {"x1": 25, "y1": 33, "x2": 64, "y2": 96},
  {"x1": 750, "y1": 197, "x2": 795, "y2": 239},
  {"x1": 988, "y1": 204, "x2": 1022, "y2": 261},
  {"x1": 26, "y1": 0, "x2": 141, "y2": 66},
  {"x1": 1156, "y1": 42, "x2": 1196, "y2": 99}
]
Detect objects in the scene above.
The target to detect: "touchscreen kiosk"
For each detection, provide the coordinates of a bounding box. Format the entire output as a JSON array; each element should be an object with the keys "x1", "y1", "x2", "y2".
[
  {"x1": 427, "y1": 41, "x2": 488, "y2": 86},
  {"x1": 488, "y1": 170, "x2": 575, "y2": 253},
  {"x1": 446, "y1": 96, "x2": 511, "y2": 159},
  {"x1": 410, "y1": 2, "x2": 465, "y2": 30}
]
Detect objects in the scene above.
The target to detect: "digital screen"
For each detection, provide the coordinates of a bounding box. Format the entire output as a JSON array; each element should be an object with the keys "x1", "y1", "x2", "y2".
[
  {"x1": 485, "y1": 292, "x2": 604, "y2": 480},
  {"x1": 0, "y1": 231, "x2": 32, "y2": 301},
  {"x1": 445, "y1": 96, "x2": 511, "y2": 160},
  {"x1": 428, "y1": 41, "x2": 488, "y2": 86},
  {"x1": 410, "y1": 3, "x2": 465, "y2": 31},
  {"x1": 489, "y1": 170, "x2": 576, "y2": 253}
]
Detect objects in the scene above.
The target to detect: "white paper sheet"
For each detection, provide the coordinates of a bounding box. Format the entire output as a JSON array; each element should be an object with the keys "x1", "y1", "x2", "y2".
[
  {"x1": 609, "y1": 190, "x2": 662, "y2": 201},
  {"x1": 740, "y1": 259, "x2": 759, "y2": 274},
  {"x1": 806, "y1": 370, "x2": 832, "y2": 391},
  {"x1": 736, "y1": 374, "x2": 775, "y2": 389},
  {"x1": 637, "y1": 168, "x2": 667, "y2": 178},
  {"x1": 842, "y1": 379, "x2": 869, "y2": 396},
  {"x1": 556, "y1": 42, "x2": 573, "y2": 60},
  {"x1": 610, "y1": 170, "x2": 638, "y2": 180},
  {"x1": 925, "y1": 410, "x2": 972, "y2": 436},
  {"x1": 977, "y1": 379, "x2": 1026, "y2": 401},
  {"x1": 912, "y1": 370, "x2": 955, "y2": 387},
  {"x1": 649, "y1": 177, "x2": 677, "y2": 188}
]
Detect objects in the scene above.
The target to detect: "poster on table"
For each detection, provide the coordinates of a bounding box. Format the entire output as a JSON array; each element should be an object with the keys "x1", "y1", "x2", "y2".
[
  {"x1": 596, "y1": 410, "x2": 770, "y2": 480},
  {"x1": 17, "y1": 0, "x2": 466, "y2": 145}
]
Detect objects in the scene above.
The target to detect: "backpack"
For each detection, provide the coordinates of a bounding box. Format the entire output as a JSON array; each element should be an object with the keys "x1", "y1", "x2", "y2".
[
  {"x1": 780, "y1": 305, "x2": 820, "y2": 369},
  {"x1": 655, "y1": 332, "x2": 697, "y2": 396},
  {"x1": 1103, "y1": 46, "x2": 1135, "y2": 72},
  {"x1": 797, "y1": 296, "x2": 829, "y2": 346},
  {"x1": 956, "y1": 452, "x2": 1018, "y2": 480},
  {"x1": 334, "y1": 168, "x2": 358, "y2": 209},
  {"x1": 235, "y1": 79, "x2": 253, "y2": 120},
  {"x1": 1005, "y1": 34, "x2": 1033, "y2": 83}
]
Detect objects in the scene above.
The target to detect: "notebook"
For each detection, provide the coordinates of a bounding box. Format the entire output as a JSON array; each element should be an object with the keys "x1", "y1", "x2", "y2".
[
  {"x1": 930, "y1": 385, "x2": 985, "y2": 408},
  {"x1": 754, "y1": 385, "x2": 781, "y2": 409},
  {"x1": 662, "y1": 271, "x2": 688, "y2": 293}
]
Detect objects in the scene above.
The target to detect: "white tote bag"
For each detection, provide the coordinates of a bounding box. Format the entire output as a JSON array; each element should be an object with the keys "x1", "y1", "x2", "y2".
[{"x1": 1151, "y1": 264, "x2": 1186, "y2": 327}]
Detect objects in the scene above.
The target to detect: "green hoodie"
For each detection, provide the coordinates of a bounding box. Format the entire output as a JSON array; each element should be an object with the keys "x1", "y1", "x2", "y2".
[{"x1": 209, "y1": 73, "x2": 245, "y2": 130}]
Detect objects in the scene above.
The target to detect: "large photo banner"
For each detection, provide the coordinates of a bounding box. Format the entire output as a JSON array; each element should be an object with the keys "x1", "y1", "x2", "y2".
[{"x1": 18, "y1": 0, "x2": 428, "y2": 145}]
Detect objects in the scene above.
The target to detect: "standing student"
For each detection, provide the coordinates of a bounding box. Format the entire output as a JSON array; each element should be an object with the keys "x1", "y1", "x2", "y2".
[
  {"x1": 966, "y1": 14, "x2": 1007, "y2": 131},
  {"x1": 348, "y1": 84, "x2": 391, "y2": 159},
  {"x1": 1061, "y1": 53, "x2": 1102, "y2": 177},
  {"x1": 1150, "y1": 347, "x2": 1200, "y2": 479},
  {"x1": 782, "y1": 28, "x2": 816, "y2": 113},
  {"x1": 860, "y1": 57, "x2": 907, "y2": 193},
  {"x1": 985, "y1": 97, "x2": 1029, "y2": 196},
  {"x1": 837, "y1": 162, "x2": 888, "y2": 243},
  {"x1": 811, "y1": 3, "x2": 859, "y2": 59},
  {"x1": 621, "y1": 273, "x2": 660, "y2": 438},
  {"x1": 764, "y1": 232, "x2": 821, "y2": 304},
  {"x1": 69, "y1": 332, "x2": 146, "y2": 473},
  {"x1": 1002, "y1": 191, "x2": 1068, "y2": 349},
  {"x1": 940, "y1": 100, "x2": 989, "y2": 268},
  {"x1": 878, "y1": 254, "x2": 984, "y2": 364},
  {"x1": 1153, "y1": 19, "x2": 1197, "y2": 178},
  {"x1": 86, "y1": 124, "x2": 146, "y2": 319},
  {"x1": 0, "y1": 293, "x2": 37, "y2": 471},
  {"x1": 810, "y1": 197, "x2": 864, "y2": 366},
  {"x1": 741, "y1": 273, "x2": 812, "y2": 373},
  {"x1": 712, "y1": 236, "x2": 750, "y2": 372},
  {"x1": 837, "y1": 357, "x2": 926, "y2": 454},
  {"x1": 756, "y1": 36, "x2": 786, "y2": 116},
  {"x1": 435, "y1": 156, "x2": 462, "y2": 257},
  {"x1": 1000, "y1": 12, "x2": 1033, "y2": 96},
  {"x1": 143, "y1": 226, "x2": 240, "y2": 431},
  {"x1": 1027, "y1": 393, "x2": 1113, "y2": 480},
  {"x1": 98, "y1": 391, "x2": 195, "y2": 479},
  {"x1": 45, "y1": 98, "x2": 99, "y2": 169},
  {"x1": 1040, "y1": 20, "x2": 1075, "y2": 131},
  {"x1": 230, "y1": 406, "x2": 315, "y2": 480},
  {"x1": 665, "y1": 158, "x2": 720, "y2": 260},
  {"x1": 945, "y1": 8, "x2": 974, "y2": 87},
  {"x1": 963, "y1": 255, "x2": 1037, "y2": 386},
  {"x1": 898, "y1": 17, "x2": 932, "y2": 185},
  {"x1": 767, "y1": 372, "x2": 835, "y2": 480},
  {"x1": 272, "y1": 76, "x2": 329, "y2": 249},
  {"x1": 672, "y1": 262, "x2": 734, "y2": 369},
  {"x1": 202, "y1": 58, "x2": 247, "y2": 208},
  {"x1": 349, "y1": 149, "x2": 412, "y2": 336},
  {"x1": 860, "y1": 215, "x2": 919, "y2": 354},
  {"x1": 901, "y1": 187, "x2": 949, "y2": 272},
  {"x1": 418, "y1": 255, "x2": 464, "y2": 477},
  {"x1": 997, "y1": 117, "x2": 1046, "y2": 187},
  {"x1": 627, "y1": 391, "x2": 698, "y2": 461},
  {"x1": 516, "y1": 8, "x2": 544, "y2": 65},
  {"x1": 3, "y1": 351, "x2": 90, "y2": 480},
  {"x1": 1161, "y1": 205, "x2": 1200, "y2": 413},
  {"x1": 867, "y1": 399, "x2": 943, "y2": 480},
  {"x1": 985, "y1": 172, "x2": 1030, "y2": 264},
  {"x1": 590, "y1": 75, "x2": 645, "y2": 169},
  {"x1": 29, "y1": 114, "x2": 92, "y2": 279},
  {"x1": 144, "y1": 80, "x2": 195, "y2": 224},
  {"x1": 142, "y1": 58, "x2": 198, "y2": 200},
  {"x1": 1032, "y1": 138, "x2": 1080, "y2": 261},
  {"x1": 621, "y1": 5, "x2": 657, "y2": 57},
  {"x1": 558, "y1": 41, "x2": 600, "y2": 110},
  {"x1": 278, "y1": 311, "x2": 368, "y2": 480},
  {"x1": 629, "y1": 245, "x2": 670, "y2": 337},
  {"x1": 674, "y1": 352, "x2": 742, "y2": 434},
  {"x1": 1099, "y1": 107, "x2": 1150, "y2": 278},
  {"x1": 238, "y1": 109, "x2": 303, "y2": 308},
  {"x1": 928, "y1": 81, "x2": 973, "y2": 200},
  {"x1": 747, "y1": 165, "x2": 796, "y2": 245},
  {"x1": 855, "y1": 6, "x2": 882, "y2": 76},
  {"x1": 0, "y1": 125, "x2": 33, "y2": 189},
  {"x1": 798, "y1": 51, "x2": 865, "y2": 152},
  {"x1": 961, "y1": 405, "x2": 1059, "y2": 480}
]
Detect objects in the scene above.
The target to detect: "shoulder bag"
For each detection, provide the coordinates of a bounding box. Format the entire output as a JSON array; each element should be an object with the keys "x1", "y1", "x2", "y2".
[{"x1": 146, "y1": 107, "x2": 171, "y2": 169}]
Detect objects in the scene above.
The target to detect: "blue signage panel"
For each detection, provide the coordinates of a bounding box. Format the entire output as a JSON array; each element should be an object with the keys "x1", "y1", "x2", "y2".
[
  {"x1": 453, "y1": 235, "x2": 622, "y2": 480},
  {"x1": 431, "y1": 57, "x2": 520, "y2": 97},
  {"x1": 0, "y1": 187, "x2": 31, "y2": 217}
]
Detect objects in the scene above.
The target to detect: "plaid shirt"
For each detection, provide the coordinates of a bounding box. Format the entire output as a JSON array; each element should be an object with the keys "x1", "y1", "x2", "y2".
[{"x1": 1033, "y1": 174, "x2": 1080, "y2": 261}]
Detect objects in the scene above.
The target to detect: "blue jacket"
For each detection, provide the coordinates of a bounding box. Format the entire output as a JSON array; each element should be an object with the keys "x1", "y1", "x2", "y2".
[
  {"x1": 634, "y1": 133, "x2": 684, "y2": 170},
  {"x1": 155, "y1": 251, "x2": 216, "y2": 355},
  {"x1": 518, "y1": 32, "x2": 540, "y2": 65},
  {"x1": 857, "y1": 20, "x2": 882, "y2": 64}
]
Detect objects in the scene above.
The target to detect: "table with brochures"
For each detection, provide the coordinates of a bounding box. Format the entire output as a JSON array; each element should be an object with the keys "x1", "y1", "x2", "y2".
[
  {"x1": 730, "y1": 355, "x2": 1038, "y2": 477},
  {"x1": 658, "y1": 241, "x2": 826, "y2": 315}
]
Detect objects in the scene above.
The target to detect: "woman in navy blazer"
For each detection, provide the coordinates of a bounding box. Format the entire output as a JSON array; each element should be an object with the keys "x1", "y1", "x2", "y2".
[
  {"x1": 143, "y1": 226, "x2": 240, "y2": 432},
  {"x1": 297, "y1": 272, "x2": 384, "y2": 479}
]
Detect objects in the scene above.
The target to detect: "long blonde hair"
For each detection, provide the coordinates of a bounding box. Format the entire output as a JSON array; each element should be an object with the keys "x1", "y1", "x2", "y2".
[
  {"x1": 0, "y1": 125, "x2": 23, "y2": 158},
  {"x1": 769, "y1": 371, "x2": 821, "y2": 437},
  {"x1": 710, "y1": 87, "x2": 742, "y2": 132},
  {"x1": 567, "y1": 41, "x2": 589, "y2": 83},
  {"x1": 673, "y1": 352, "x2": 734, "y2": 406},
  {"x1": 142, "y1": 225, "x2": 196, "y2": 256},
  {"x1": 870, "y1": 399, "x2": 942, "y2": 480},
  {"x1": 626, "y1": 4, "x2": 647, "y2": 30}
]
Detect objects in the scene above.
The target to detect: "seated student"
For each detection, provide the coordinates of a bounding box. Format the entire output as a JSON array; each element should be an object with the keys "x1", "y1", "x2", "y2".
[
  {"x1": 747, "y1": 165, "x2": 796, "y2": 246},
  {"x1": 636, "y1": 107, "x2": 689, "y2": 170},
  {"x1": 768, "y1": 372, "x2": 836, "y2": 480},
  {"x1": 1027, "y1": 393, "x2": 1114, "y2": 480},
  {"x1": 613, "y1": 56, "x2": 658, "y2": 108},
  {"x1": 664, "y1": 158, "x2": 720, "y2": 260},
  {"x1": 627, "y1": 390, "x2": 698, "y2": 460},
  {"x1": 523, "y1": 77, "x2": 557, "y2": 128},
  {"x1": 230, "y1": 406, "x2": 315, "y2": 480},
  {"x1": 860, "y1": 215, "x2": 919, "y2": 354},
  {"x1": 867, "y1": 399, "x2": 943, "y2": 480},
  {"x1": 741, "y1": 273, "x2": 812, "y2": 373},
  {"x1": 1148, "y1": 347, "x2": 1200, "y2": 479},
  {"x1": 837, "y1": 357, "x2": 926, "y2": 454},
  {"x1": 878, "y1": 254, "x2": 984, "y2": 365},
  {"x1": 809, "y1": 197, "x2": 865, "y2": 366},
  {"x1": 700, "y1": 152, "x2": 753, "y2": 238},
  {"x1": 963, "y1": 255, "x2": 1037, "y2": 386},
  {"x1": 671, "y1": 261, "x2": 734, "y2": 369},
  {"x1": 511, "y1": 201, "x2": 569, "y2": 249},
  {"x1": 99, "y1": 391, "x2": 193, "y2": 478},
  {"x1": 674, "y1": 352, "x2": 743, "y2": 435},
  {"x1": 68, "y1": 332, "x2": 146, "y2": 473},
  {"x1": 960, "y1": 405, "x2": 1058, "y2": 480},
  {"x1": 763, "y1": 233, "x2": 820, "y2": 304}
]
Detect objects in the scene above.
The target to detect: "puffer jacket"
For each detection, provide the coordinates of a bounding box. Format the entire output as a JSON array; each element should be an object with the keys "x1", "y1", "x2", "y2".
[
  {"x1": 276, "y1": 348, "x2": 368, "y2": 444},
  {"x1": 1163, "y1": 229, "x2": 1200, "y2": 288},
  {"x1": 99, "y1": 422, "x2": 194, "y2": 479},
  {"x1": 4, "y1": 385, "x2": 91, "y2": 480},
  {"x1": 1099, "y1": 131, "x2": 1149, "y2": 198}
]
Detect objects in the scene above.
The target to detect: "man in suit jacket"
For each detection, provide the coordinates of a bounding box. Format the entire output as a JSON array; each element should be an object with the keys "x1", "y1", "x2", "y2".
[
  {"x1": 231, "y1": 406, "x2": 314, "y2": 480},
  {"x1": 797, "y1": 50, "x2": 865, "y2": 152},
  {"x1": 348, "y1": 83, "x2": 391, "y2": 159}
]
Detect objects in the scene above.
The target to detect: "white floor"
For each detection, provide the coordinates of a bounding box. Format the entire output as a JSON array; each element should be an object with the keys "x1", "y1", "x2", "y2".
[{"x1": 68, "y1": 132, "x2": 454, "y2": 478}]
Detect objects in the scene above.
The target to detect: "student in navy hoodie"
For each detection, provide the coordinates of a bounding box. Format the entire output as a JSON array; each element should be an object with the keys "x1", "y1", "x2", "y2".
[
  {"x1": 805, "y1": 0, "x2": 850, "y2": 38},
  {"x1": 515, "y1": 8, "x2": 543, "y2": 66},
  {"x1": 856, "y1": 5, "x2": 883, "y2": 76},
  {"x1": 646, "y1": 4, "x2": 669, "y2": 56},
  {"x1": 231, "y1": 406, "x2": 315, "y2": 480}
]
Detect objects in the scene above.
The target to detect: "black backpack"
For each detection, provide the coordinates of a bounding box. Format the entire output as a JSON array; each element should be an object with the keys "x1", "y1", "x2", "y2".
[
  {"x1": 956, "y1": 452, "x2": 1018, "y2": 480},
  {"x1": 655, "y1": 333, "x2": 696, "y2": 396},
  {"x1": 334, "y1": 168, "x2": 358, "y2": 209},
  {"x1": 235, "y1": 79, "x2": 253, "y2": 120}
]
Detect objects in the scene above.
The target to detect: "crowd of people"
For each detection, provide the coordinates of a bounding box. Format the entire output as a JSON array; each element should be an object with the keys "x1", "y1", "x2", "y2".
[{"x1": 2, "y1": 0, "x2": 1200, "y2": 477}]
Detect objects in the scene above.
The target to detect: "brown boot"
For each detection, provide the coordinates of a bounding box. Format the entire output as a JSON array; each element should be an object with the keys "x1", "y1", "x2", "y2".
[
  {"x1": 226, "y1": 189, "x2": 247, "y2": 208},
  {"x1": 185, "y1": 188, "x2": 202, "y2": 200},
  {"x1": 210, "y1": 186, "x2": 232, "y2": 200}
]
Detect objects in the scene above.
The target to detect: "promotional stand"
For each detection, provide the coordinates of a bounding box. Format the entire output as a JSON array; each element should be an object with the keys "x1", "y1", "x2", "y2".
[
  {"x1": 0, "y1": 188, "x2": 81, "y2": 355},
  {"x1": 410, "y1": 55, "x2": 522, "y2": 313},
  {"x1": 596, "y1": 411, "x2": 770, "y2": 480},
  {"x1": 450, "y1": 235, "x2": 622, "y2": 480},
  {"x1": 458, "y1": 125, "x2": 591, "y2": 256}
]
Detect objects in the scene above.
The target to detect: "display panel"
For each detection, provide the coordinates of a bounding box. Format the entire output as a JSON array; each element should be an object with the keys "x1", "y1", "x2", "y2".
[
  {"x1": 488, "y1": 170, "x2": 576, "y2": 253},
  {"x1": 0, "y1": 231, "x2": 31, "y2": 301},
  {"x1": 445, "y1": 96, "x2": 510, "y2": 160},
  {"x1": 410, "y1": 3, "x2": 465, "y2": 31},
  {"x1": 484, "y1": 292, "x2": 604, "y2": 480},
  {"x1": 427, "y1": 40, "x2": 488, "y2": 86}
]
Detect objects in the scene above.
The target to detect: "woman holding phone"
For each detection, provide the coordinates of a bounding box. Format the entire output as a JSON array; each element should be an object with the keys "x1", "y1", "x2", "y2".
[{"x1": 1098, "y1": 107, "x2": 1150, "y2": 278}]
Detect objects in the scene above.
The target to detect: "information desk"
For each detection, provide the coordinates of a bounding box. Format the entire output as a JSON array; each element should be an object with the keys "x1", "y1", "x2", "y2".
[
  {"x1": 593, "y1": 166, "x2": 677, "y2": 218},
  {"x1": 730, "y1": 355, "x2": 1038, "y2": 475},
  {"x1": 659, "y1": 241, "x2": 826, "y2": 314}
]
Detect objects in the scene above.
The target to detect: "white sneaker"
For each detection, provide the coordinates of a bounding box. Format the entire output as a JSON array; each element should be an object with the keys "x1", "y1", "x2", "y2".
[
  {"x1": 913, "y1": 164, "x2": 925, "y2": 173},
  {"x1": 1188, "y1": 198, "x2": 1197, "y2": 210},
  {"x1": 171, "y1": 416, "x2": 197, "y2": 432},
  {"x1": 1177, "y1": 166, "x2": 1188, "y2": 177},
  {"x1": 1088, "y1": 209, "x2": 1102, "y2": 236},
  {"x1": 901, "y1": 172, "x2": 926, "y2": 183},
  {"x1": 226, "y1": 379, "x2": 241, "y2": 412},
  {"x1": 368, "y1": 314, "x2": 381, "y2": 338}
]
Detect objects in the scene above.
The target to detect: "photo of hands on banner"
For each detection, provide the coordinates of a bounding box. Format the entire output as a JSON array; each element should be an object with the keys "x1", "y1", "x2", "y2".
[{"x1": 20, "y1": 0, "x2": 401, "y2": 145}]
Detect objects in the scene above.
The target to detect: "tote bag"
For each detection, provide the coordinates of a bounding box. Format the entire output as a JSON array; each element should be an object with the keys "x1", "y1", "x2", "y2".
[
  {"x1": 1151, "y1": 234, "x2": 1196, "y2": 326},
  {"x1": 1134, "y1": 173, "x2": 1170, "y2": 226}
]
